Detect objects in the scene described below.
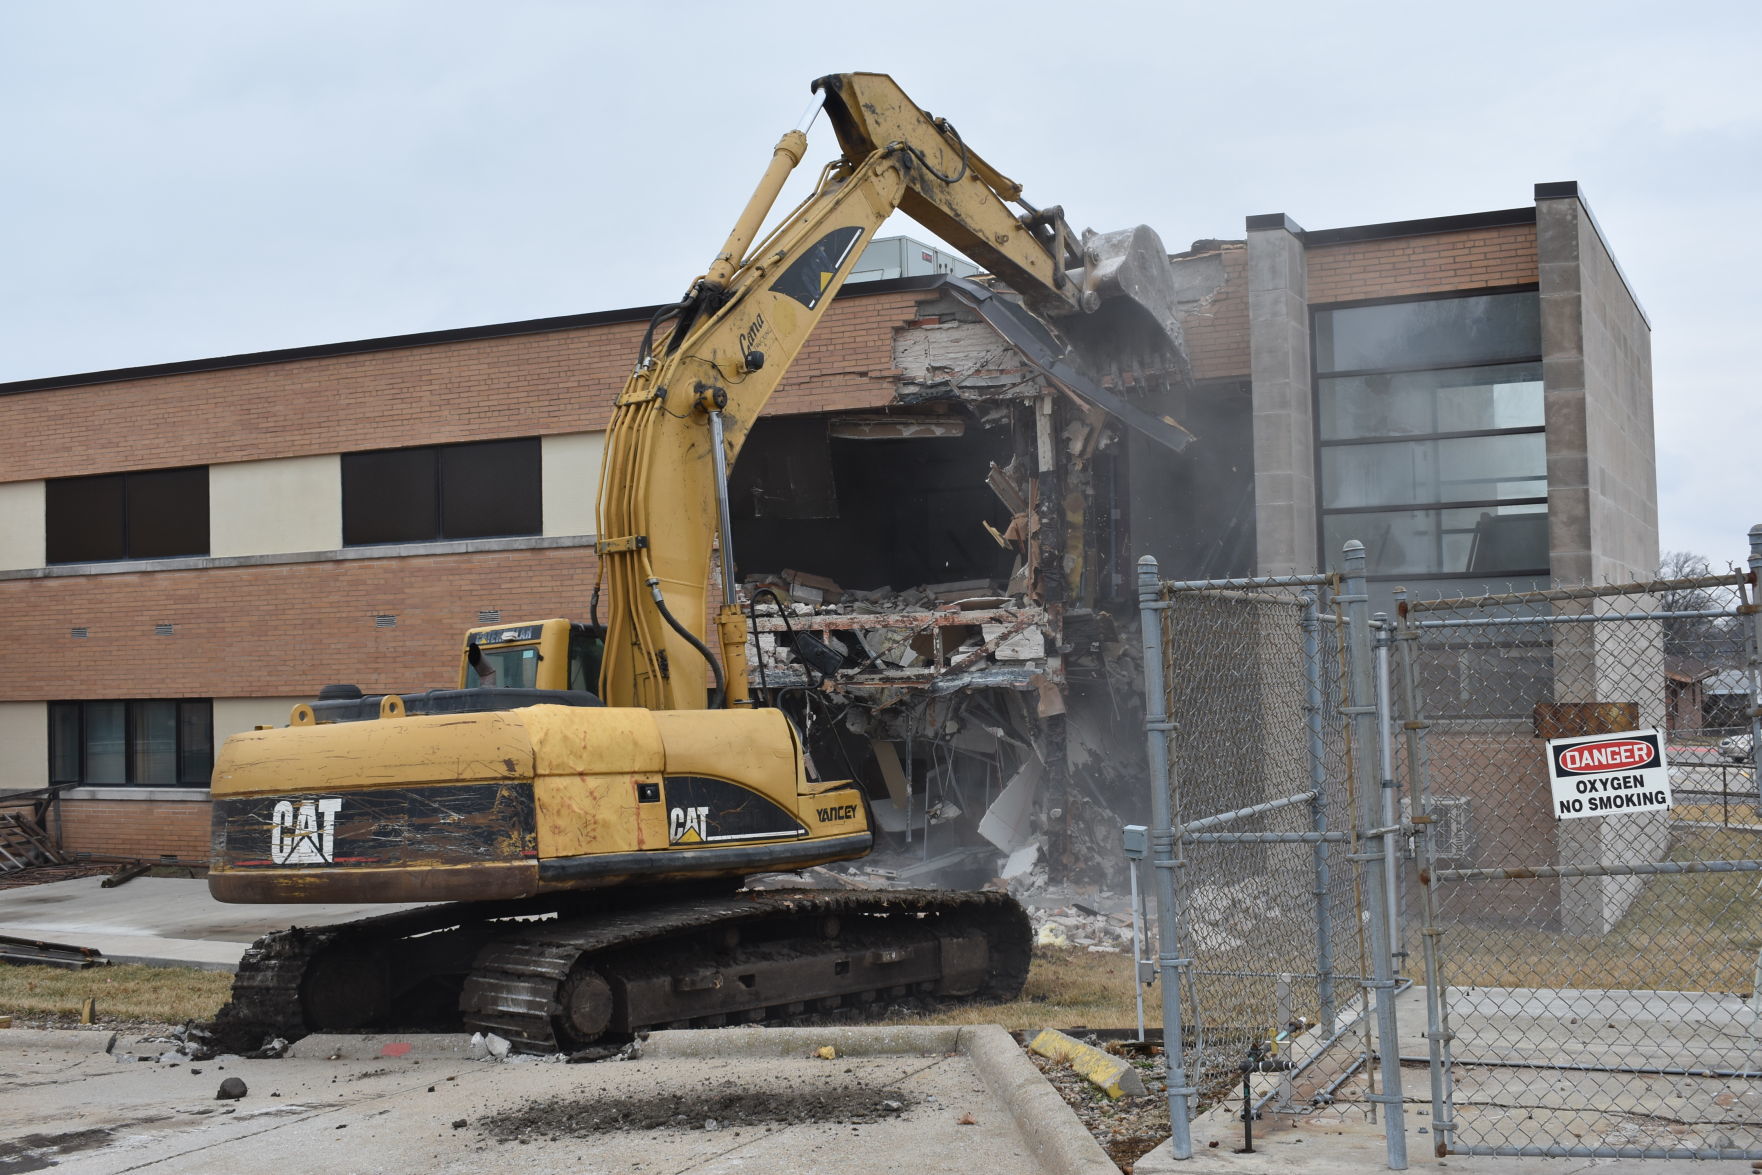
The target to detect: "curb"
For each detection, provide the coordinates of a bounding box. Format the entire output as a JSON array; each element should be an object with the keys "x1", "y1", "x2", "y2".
[
  {"x1": 960, "y1": 1025, "x2": 1119, "y2": 1175},
  {"x1": 104, "y1": 953, "x2": 240, "y2": 973},
  {"x1": 0, "y1": 1028, "x2": 118, "y2": 1054}
]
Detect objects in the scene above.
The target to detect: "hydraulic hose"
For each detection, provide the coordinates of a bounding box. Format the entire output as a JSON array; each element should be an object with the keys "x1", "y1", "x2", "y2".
[{"x1": 645, "y1": 577, "x2": 726, "y2": 710}]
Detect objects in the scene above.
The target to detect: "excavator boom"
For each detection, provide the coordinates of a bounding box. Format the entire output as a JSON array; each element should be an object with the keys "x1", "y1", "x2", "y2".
[{"x1": 598, "y1": 70, "x2": 1186, "y2": 714}]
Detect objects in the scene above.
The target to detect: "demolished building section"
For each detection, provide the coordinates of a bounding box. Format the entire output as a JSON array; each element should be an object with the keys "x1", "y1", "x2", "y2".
[{"x1": 730, "y1": 250, "x2": 1244, "y2": 888}]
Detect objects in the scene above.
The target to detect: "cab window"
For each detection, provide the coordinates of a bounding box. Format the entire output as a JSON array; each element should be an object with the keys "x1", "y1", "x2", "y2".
[{"x1": 466, "y1": 645, "x2": 540, "y2": 689}]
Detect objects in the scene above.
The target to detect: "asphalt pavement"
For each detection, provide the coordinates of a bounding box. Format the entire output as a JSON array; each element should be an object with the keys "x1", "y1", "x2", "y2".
[{"x1": 0, "y1": 875, "x2": 430, "y2": 969}]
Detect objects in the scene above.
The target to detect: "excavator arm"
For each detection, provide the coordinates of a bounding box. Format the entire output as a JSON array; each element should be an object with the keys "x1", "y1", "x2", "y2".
[{"x1": 597, "y1": 71, "x2": 1181, "y2": 714}]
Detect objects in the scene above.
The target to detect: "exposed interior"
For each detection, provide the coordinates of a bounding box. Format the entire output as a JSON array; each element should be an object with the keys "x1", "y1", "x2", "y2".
[{"x1": 730, "y1": 408, "x2": 1017, "y2": 591}]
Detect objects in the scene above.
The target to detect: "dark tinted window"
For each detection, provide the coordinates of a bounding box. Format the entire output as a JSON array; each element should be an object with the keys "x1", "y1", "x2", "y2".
[
  {"x1": 343, "y1": 439, "x2": 540, "y2": 545},
  {"x1": 49, "y1": 699, "x2": 213, "y2": 786},
  {"x1": 1314, "y1": 292, "x2": 1540, "y2": 374},
  {"x1": 1315, "y1": 291, "x2": 1546, "y2": 581},
  {"x1": 439, "y1": 439, "x2": 542, "y2": 538},
  {"x1": 45, "y1": 476, "x2": 126, "y2": 563},
  {"x1": 45, "y1": 467, "x2": 207, "y2": 564},
  {"x1": 343, "y1": 447, "x2": 438, "y2": 544},
  {"x1": 127, "y1": 468, "x2": 210, "y2": 558}
]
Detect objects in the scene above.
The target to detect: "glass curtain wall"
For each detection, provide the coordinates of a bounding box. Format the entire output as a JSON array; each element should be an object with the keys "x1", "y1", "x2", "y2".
[{"x1": 1314, "y1": 291, "x2": 1546, "y2": 593}]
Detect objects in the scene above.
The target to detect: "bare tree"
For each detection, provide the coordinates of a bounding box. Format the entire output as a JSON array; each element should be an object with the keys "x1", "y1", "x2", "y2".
[{"x1": 1657, "y1": 550, "x2": 1741, "y2": 670}]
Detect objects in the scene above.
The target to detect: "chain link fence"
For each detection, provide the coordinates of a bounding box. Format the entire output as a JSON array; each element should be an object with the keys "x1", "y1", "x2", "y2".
[
  {"x1": 1398, "y1": 552, "x2": 1762, "y2": 1161},
  {"x1": 1138, "y1": 556, "x2": 1407, "y2": 1166},
  {"x1": 1141, "y1": 527, "x2": 1762, "y2": 1167}
]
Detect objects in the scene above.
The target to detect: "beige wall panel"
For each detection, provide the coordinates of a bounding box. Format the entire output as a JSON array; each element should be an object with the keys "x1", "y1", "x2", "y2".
[
  {"x1": 0, "y1": 701, "x2": 49, "y2": 790},
  {"x1": 212, "y1": 697, "x2": 309, "y2": 742},
  {"x1": 0, "y1": 481, "x2": 45, "y2": 571},
  {"x1": 542, "y1": 432, "x2": 605, "y2": 538},
  {"x1": 210, "y1": 455, "x2": 341, "y2": 558}
]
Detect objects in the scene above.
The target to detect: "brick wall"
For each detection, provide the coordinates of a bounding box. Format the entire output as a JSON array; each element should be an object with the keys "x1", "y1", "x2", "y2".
[
  {"x1": 0, "y1": 546, "x2": 601, "y2": 702},
  {"x1": 58, "y1": 799, "x2": 211, "y2": 861},
  {"x1": 1181, "y1": 243, "x2": 1251, "y2": 380},
  {"x1": 0, "y1": 289, "x2": 923, "y2": 483},
  {"x1": 1305, "y1": 223, "x2": 1538, "y2": 305}
]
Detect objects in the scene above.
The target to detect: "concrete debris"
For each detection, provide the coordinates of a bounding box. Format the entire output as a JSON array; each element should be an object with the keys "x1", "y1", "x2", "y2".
[
  {"x1": 977, "y1": 761, "x2": 1043, "y2": 854},
  {"x1": 470, "y1": 1032, "x2": 513, "y2": 1061},
  {"x1": 1021, "y1": 891, "x2": 1141, "y2": 955},
  {"x1": 1183, "y1": 877, "x2": 1300, "y2": 953},
  {"x1": 1001, "y1": 842, "x2": 1040, "y2": 879}
]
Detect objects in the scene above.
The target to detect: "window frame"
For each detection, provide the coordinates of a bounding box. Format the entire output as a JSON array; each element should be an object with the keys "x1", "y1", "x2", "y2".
[
  {"x1": 44, "y1": 466, "x2": 211, "y2": 565},
  {"x1": 341, "y1": 437, "x2": 542, "y2": 547},
  {"x1": 1310, "y1": 285, "x2": 1547, "y2": 581},
  {"x1": 48, "y1": 698, "x2": 215, "y2": 788}
]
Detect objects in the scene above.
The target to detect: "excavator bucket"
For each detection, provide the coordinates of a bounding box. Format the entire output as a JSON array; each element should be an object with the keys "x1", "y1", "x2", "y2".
[{"x1": 1063, "y1": 223, "x2": 1192, "y2": 384}]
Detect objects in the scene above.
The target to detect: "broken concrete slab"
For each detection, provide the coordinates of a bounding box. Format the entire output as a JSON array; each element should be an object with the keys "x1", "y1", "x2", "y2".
[{"x1": 979, "y1": 760, "x2": 1043, "y2": 854}]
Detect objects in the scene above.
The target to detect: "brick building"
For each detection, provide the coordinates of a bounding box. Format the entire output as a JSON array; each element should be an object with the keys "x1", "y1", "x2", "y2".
[{"x1": 0, "y1": 181, "x2": 1655, "y2": 865}]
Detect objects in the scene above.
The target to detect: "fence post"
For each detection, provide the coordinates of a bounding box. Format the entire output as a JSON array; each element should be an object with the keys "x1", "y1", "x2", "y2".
[
  {"x1": 1373, "y1": 613, "x2": 1407, "y2": 968},
  {"x1": 1747, "y1": 525, "x2": 1762, "y2": 813},
  {"x1": 1138, "y1": 554, "x2": 1195, "y2": 1158},
  {"x1": 1392, "y1": 586, "x2": 1457, "y2": 1157},
  {"x1": 1301, "y1": 590, "x2": 1337, "y2": 1036},
  {"x1": 1341, "y1": 541, "x2": 1408, "y2": 1169}
]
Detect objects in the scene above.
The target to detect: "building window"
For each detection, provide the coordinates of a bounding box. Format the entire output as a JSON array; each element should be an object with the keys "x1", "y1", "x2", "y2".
[
  {"x1": 342, "y1": 438, "x2": 541, "y2": 546},
  {"x1": 45, "y1": 467, "x2": 209, "y2": 563},
  {"x1": 1314, "y1": 291, "x2": 1546, "y2": 579},
  {"x1": 49, "y1": 699, "x2": 214, "y2": 787}
]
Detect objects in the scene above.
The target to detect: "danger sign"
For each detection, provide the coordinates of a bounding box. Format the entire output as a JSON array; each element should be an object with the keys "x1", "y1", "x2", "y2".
[{"x1": 1545, "y1": 728, "x2": 1671, "y2": 820}]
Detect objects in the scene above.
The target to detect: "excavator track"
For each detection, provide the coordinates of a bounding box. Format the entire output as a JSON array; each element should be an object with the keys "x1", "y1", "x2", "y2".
[{"x1": 214, "y1": 889, "x2": 1030, "y2": 1054}]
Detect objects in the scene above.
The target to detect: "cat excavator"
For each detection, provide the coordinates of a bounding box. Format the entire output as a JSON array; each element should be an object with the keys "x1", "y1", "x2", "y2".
[{"x1": 207, "y1": 72, "x2": 1188, "y2": 1053}]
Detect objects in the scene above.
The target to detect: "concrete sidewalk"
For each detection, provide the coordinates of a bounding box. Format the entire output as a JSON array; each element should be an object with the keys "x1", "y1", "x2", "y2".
[
  {"x1": 0, "y1": 876, "x2": 430, "y2": 970},
  {"x1": 1134, "y1": 982, "x2": 1762, "y2": 1173},
  {"x1": 0, "y1": 1024, "x2": 1114, "y2": 1174}
]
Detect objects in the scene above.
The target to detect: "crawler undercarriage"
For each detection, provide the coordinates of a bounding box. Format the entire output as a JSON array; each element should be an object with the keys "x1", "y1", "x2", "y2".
[{"x1": 215, "y1": 887, "x2": 1031, "y2": 1054}]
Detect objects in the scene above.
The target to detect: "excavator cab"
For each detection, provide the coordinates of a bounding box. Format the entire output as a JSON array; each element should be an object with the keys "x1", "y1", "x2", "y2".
[{"x1": 459, "y1": 619, "x2": 604, "y2": 695}]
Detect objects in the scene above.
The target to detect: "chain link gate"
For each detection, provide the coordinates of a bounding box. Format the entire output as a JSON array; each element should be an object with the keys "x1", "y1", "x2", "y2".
[
  {"x1": 1138, "y1": 546, "x2": 1408, "y2": 1167},
  {"x1": 1394, "y1": 525, "x2": 1762, "y2": 1162}
]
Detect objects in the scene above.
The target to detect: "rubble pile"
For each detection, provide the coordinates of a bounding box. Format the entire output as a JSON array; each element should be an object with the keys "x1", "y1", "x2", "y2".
[
  {"x1": 741, "y1": 572, "x2": 1048, "y2": 685},
  {"x1": 1025, "y1": 904, "x2": 1139, "y2": 953}
]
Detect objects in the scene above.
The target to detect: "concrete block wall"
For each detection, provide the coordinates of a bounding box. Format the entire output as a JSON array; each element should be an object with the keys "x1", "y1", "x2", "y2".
[
  {"x1": 1247, "y1": 218, "x2": 1316, "y2": 576},
  {"x1": 1536, "y1": 185, "x2": 1658, "y2": 586}
]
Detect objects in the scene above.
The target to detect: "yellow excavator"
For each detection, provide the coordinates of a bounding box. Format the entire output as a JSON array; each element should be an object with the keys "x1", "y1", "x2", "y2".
[{"x1": 207, "y1": 72, "x2": 1186, "y2": 1052}]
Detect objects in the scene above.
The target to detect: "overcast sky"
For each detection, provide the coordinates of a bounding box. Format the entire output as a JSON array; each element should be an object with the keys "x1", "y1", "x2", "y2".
[{"x1": 4, "y1": 1, "x2": 1757, "y2": 563}]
